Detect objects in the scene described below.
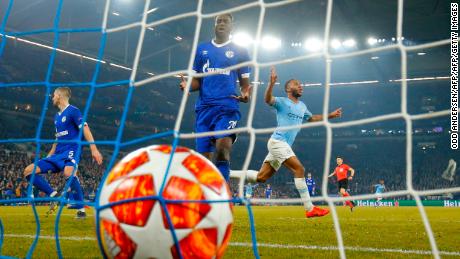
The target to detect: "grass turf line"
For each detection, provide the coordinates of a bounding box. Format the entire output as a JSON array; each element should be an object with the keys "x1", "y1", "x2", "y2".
[{"x1": 0, "y1": 206, "x2": 459, "y2": 258}]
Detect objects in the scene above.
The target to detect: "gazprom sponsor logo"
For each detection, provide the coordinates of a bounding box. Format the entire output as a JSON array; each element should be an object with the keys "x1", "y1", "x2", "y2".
[
  {"x1": 202, "y1": 59, "x2": 231, "y2": 75},
  {"x1": 55, "y1": 130, "x2": 69, "y2": 137}
]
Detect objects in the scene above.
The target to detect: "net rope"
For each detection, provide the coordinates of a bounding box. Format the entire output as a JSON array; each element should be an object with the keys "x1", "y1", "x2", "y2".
[{"x1": 0, "y1": 0, "x2": 456, "y2": 258}]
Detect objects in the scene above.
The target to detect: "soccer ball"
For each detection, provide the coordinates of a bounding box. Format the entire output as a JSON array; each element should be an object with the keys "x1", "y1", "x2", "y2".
[{"x1": 96, "y1": 145, "x2": 233, "y2": 259}]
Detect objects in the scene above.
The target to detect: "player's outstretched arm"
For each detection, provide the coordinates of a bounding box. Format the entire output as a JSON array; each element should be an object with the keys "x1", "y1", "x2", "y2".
[
  {"x1": 179, "y1": 74, "x2": 200, "y2": 92},
  {"x1": 83, "y1": 125, "x2": 103, "y2": 165},
  {"x1": 348, "y1": 167, "x2": 355, "y2": 180},
  {"x1": 264, "y1": 66, "x2": 277, "y2": 105},
  {"x1": 328, "y1": 171, "x2": 336, "y2": 178},
  {"x1": 47, "y1": 142, "x2": 57, "y2": 157},
  {"x1": 308, "y1": 108, "x2": 342, "y2": 122}
]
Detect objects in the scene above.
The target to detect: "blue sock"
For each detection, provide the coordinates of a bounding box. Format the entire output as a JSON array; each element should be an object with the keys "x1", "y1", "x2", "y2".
[
  {"x1": 66, "y1": 176, "x2": 84, "y2": 209},
  {"x1": 26, "y1": 174, "x2": 54, "y2": 196},
  {"x1": 216, "y1": 160, "x2": 230, "y2": 182}
]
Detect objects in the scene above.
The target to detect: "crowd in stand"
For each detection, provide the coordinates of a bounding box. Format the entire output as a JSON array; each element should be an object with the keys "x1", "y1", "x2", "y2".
[{"x1": 1, "y1": 142, "x2": 457, "y2": 202}]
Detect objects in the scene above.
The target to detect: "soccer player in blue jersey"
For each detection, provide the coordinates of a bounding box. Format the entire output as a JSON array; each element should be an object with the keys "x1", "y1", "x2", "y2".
[
  {"x1": 22, "y1": 87, "x2": 103, "y2": 218},
  {"x1": 373, "y1": 179, "x2": 386, "y2": 206},
  {"x1": 306, "y1": 173, "x2": 316, "y2": 196},
  {"x1": 232, "y1": 67, "x2": 342, "y2": 218},
  {"x1": 179, "y1": 13, "x2": 251, "y2": 182},
  {"x1": 265, "y1": 184, "x2": 272, "y2": 199}
]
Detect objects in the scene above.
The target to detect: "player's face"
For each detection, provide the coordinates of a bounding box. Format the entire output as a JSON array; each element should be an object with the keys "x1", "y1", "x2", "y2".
[
  {"x1": 52, "y1": 91, "x2": 60, "y2": 107},
  {"x1": 336, "y1": 158, "x2": 343, "y2": 165},
  {"x1": 380, "y1": 180, "x2": 384, "y2": 184},
  {"x1": 214, "y1": 15, "x2": 232, "y2": 39},
  {"x1": 289, "y1": 80, "x2": 303, "y2": 98},
  {"x1": 307, "y1": 173, "x2": 311, "y2": 179}
]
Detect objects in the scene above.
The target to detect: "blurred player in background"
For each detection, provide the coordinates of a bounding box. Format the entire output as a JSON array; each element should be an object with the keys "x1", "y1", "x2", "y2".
[
  {"x1": 329, "y1": 156, "x2": 355, "y2": 211},
  {"x1": 179, "y1": 13, "x2": 251, "y2": 182},
  {"x1": 22, "y1": 87, "x2": 103, "y2": 219},
  {"x1": 244, "y1": 183, "x2": 257, "y2": 199},
  {"x1": 232, "y1": 67, "x2": 342, "y2": 218},
  {"x1": 306, "y1": 173, "x2": 316, "y2": 196},
  {"x1": 265, "y1": 184, "x2": 272, "y2": 199},
  {"x1": 373, "y1": 179, "x2": 386, "y2": 206}
]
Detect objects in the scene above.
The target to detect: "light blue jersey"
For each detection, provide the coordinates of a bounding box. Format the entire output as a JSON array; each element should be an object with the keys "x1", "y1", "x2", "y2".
[
  {"x1": 374, "y1": 184, "x2": 385, "y2": 194},
  {"x1": 271, "y1": 97, "x2": 312, "y2": 146}
]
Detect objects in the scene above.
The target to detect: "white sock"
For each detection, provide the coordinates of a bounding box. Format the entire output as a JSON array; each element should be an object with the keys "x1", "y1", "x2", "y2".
[
  {"x1": 229, "y1": 170, "x2": 258, "y2": 183},
  {"x1": 50, "y1": 191, "x2": 57, "y2": 198},
  {"x1": 78, "y1": 208, "x2": 85, "y2": 213},
  {"x1": 294, "y1": 178, "x2": 314, "y2": 212}
]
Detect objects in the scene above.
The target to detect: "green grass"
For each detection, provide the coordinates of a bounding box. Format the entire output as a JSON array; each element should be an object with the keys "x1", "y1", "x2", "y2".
[{"x1": 0, "y1": 206, "x2": 459, "y2": 258}]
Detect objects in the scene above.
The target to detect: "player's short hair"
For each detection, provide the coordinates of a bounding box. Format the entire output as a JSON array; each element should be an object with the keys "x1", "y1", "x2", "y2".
[
  {"x1": 55, "y1": 87, "x2": 71, "y2": 99},
  {"x1": 215, "y1": 13, "x2": 233, "y2": 22},
  {"x1": 336, "y1": 156, "x2": 343, "y2": 159},
  {"x1": 284, "y1": 79, "x2": 296, "y2": 92}
]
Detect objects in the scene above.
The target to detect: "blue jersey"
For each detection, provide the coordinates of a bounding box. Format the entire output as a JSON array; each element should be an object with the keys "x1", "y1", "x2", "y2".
[
  {"x1": 306, "y1": 178, "x2": 316, "y2": 192},
  {"x1": 265, "y1": 186, "x2": 272, "y2": 197},
  {"x1": 374, "y1": 184, "x2": 385, "y2": 194},
  {"x1": 193, "y1": 40, "x2": 251, "y2": 110},
  {"x1": 270, "y1": 97, "x2": 312, "y2": 146},
  {"x1": 54, "y1": 105, "x2": 85, "y2": 154}
]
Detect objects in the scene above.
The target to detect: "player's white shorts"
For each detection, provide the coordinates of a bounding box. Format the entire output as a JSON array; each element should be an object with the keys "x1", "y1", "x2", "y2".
[{"x1": 264, "y1": 138, "x2": 296, "y2": 171}]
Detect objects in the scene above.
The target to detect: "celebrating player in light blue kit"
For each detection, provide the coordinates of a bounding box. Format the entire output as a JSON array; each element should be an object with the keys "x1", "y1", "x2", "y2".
[
  {"x1": 179, "y1": 13, "x2": 251, "y2": 182},
  {"x1": 306, "y1": 173, "x2": 316, "y2": 196},
  {"x1": 244, "y1": 183, "x2": 257, "y2": 199},
  {"x1": 373, "y1": 179, "x2": 386, "y2": 206},
  {"x1": 232, "y1": 67, "x2": 342, "y2": 218},
  {"x1": 23, "y1": 87, "x2": 103, "y2": 219}
]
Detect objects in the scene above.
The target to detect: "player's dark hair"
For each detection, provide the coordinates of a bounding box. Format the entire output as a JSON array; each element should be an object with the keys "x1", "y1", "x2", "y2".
[
  {"x1": 215, "y1": 13, "x2": 233, "y2": 22},
  {"x1": 284, "y1": 79, "x2": 295, "y2": 92},
  {"x1": 56, "y1": 87, "x2": 71, "y2": 99},
  {"x1": 336, "y1": 156, "x2": 343, "y2": 159}
]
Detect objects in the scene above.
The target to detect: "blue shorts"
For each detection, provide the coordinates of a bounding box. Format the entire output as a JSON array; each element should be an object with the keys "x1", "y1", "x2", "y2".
[
  {"x1": 37, "y1": 150, "x2": 79, "y2": 174},
  {"x1": 195, "y1": 106, "x2": 241, "y2": 153},
  {"x1": 265, "y1": 193, "x2": 271, "y2": 199}
]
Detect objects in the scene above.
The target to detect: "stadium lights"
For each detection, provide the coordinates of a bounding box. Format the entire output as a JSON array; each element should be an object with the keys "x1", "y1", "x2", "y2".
[
  {"x1": 417, "y1": 52, "x2": 426, "y2": 56},
  {"x1": 232, "y1": 32, "x2": 253, "y2": 47},
  {"x1": 174, "y1": 36, "x2": 183, "y2": 41},
  {"x1": 367, "y1": 37, "x2": 378, "y2": 45},
  {"x1": 261, "y1": 36, "x2": 281, "y2": 50},
  {"x1": 304, "y1": 38, "x2": 323, "y2": 52},
  {"x1": 147, "y1": 27, "x2": 155, "y2": 31},
  {"x1": 342, "y1": 39, "x2": 356, "y2": 48},
  {"x1": 112, "y1": 12, "x2": 120, "y2": 16},
  {"x1": 330, "y1": 39, "x2": 342, "y2": 49},
  {"x1": 371, "y1": 56, "x2": 379, "y2": 60}
]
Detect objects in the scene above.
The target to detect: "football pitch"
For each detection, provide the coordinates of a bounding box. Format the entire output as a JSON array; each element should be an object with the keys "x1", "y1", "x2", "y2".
[{"x1": 0, "y1": 206, "x2": 459, "y2": 258}]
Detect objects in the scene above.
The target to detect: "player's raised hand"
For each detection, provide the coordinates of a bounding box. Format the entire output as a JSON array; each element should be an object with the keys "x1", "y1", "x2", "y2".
[
  {"x1": 330, "y1": 107, "x2": 342, "y2": 119},
  {"x1": 270, "y1": 66, "x2": 278, "y2": 86},
  {"x1": 91, "y1": 147, "x2": 103, "y2": 165},
  {"x1": 232, "y1": 85, "x2": 252, "y2": 103}
]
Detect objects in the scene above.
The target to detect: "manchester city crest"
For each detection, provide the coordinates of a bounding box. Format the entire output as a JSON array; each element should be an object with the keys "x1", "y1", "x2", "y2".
[{"x1": 62, "y1": 116, "x2": 66, "y2": 123}]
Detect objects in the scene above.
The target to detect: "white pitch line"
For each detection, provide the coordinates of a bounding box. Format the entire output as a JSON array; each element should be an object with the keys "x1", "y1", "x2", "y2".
[
  {"x1": 231, "y1": 242, "x2": 460, "y2": 256},
  {"x1": 3, "y1": 234, "x2": 460, "y2": 256}
]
